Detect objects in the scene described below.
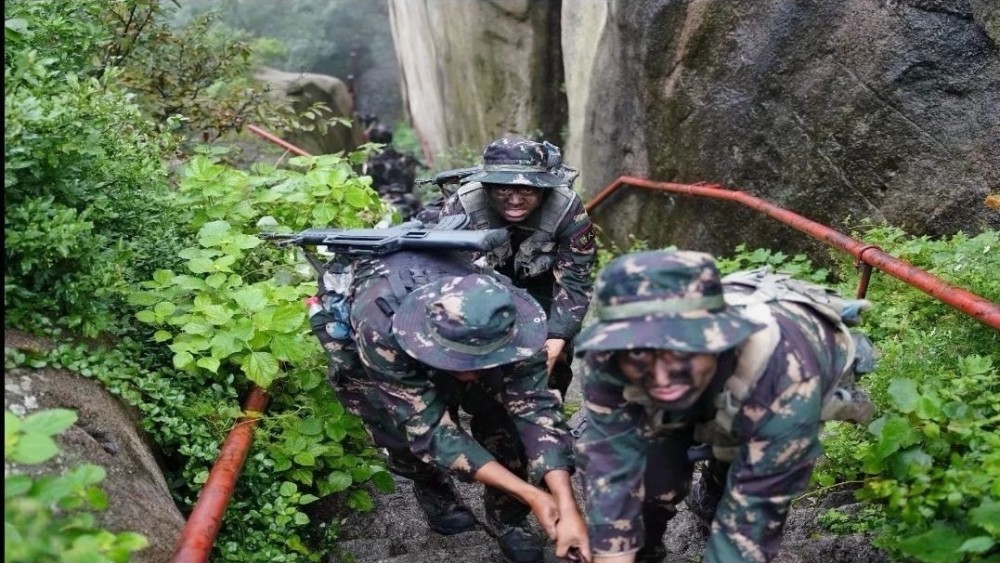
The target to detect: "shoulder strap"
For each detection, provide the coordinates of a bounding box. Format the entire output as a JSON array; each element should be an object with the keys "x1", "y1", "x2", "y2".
[
  {"x1": 456, "y1": 182, "x2": 504, "y2": 229},
  {"x1": 713, "y1": 302, "x2": 781, "y2": 434},
  {"x1": 536, "y1": 186, "x2": 576, "y2": 236}
]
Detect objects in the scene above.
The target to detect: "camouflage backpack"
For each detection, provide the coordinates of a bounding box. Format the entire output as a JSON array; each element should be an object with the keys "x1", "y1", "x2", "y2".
[{"x1": 694, "y1": 267, "x2": 878, "y2": 461}]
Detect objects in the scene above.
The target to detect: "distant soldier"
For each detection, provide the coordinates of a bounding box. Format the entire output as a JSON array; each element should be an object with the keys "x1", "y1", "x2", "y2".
[
  {"x1": 574, "y1": 250, "x2": 876, "y2": 563},
  {"x1": 439, "y1": 138, "x2": 596, "y2": 398},
  {"x1": 310, "y1": 247, "x2": 590, "y2": 563},
  {"x1": 364, "y1": 124, "x2": 424, "y2": 219}
]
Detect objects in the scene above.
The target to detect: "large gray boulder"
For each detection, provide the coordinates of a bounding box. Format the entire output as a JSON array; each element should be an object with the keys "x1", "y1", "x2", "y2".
[
  {"x1": 564, "y1": 0, "x2": 999, "y2": 256},
  {"x1": 392, "y1": 0, "x2": 997, "y2": 258},
  {"x1": 4, "y1": 331, "x2": 185, "y2": 563},
  {"x1": 255, "y1": 66, "x2": 365, "y2": 156}
]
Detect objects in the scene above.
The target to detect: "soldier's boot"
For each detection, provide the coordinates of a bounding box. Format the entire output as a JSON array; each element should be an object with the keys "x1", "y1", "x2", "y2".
[
  {"x1": 685, "y1": 460, "x2": 728, "y2": 539},
  {"x1": 389, "y1": 452, "x2": 476, "y2": 536},
  {"x1": 411, "y1": 476, "x2": 477, "y2": 536},
  {"x1": 484, "y1": 491, "x2": 543, "y2": 563},
  {"x1": 635, "y1": 503, "x2": 674, "y2": 563}
]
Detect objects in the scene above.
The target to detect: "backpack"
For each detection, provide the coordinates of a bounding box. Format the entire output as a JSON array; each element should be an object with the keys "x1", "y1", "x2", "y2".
[{"x1": 694, "y1": 267, "x2": 878, "y2": 461}]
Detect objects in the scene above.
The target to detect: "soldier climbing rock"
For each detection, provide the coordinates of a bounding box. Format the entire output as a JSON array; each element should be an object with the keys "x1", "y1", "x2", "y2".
[{"x1": 574, "y1": 250, "x2": 877, "y2": 563}]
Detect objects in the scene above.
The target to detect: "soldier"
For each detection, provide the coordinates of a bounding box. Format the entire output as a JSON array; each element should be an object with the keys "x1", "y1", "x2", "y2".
[
  {"x1": 310, "y1": 248, "x2": 590, "y2": 563},
  {"x1": 364, "y1": 124, "x2": 420, "y2": 191},
  {"x1": 439, "y1": 137, "x2": 596, "y2": 397},
  {"x1": 573, "y1": 250, "x2": 876, "y2": 563}
]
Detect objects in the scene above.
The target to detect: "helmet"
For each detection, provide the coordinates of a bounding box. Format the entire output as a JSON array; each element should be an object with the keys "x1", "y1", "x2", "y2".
[{"x1": 369, "y1": 125, "x2": 393, "y2": 144}]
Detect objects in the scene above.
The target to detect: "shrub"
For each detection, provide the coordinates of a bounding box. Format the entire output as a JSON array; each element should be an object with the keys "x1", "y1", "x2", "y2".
[{"x1": 5, "y1": 408, "x2": 148, "y2": 562}]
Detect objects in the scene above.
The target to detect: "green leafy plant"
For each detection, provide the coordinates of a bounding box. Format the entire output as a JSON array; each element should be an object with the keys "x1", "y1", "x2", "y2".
[
  {"x1": 715, "y1": 243, "x2": 831, "y2": 283},
  {"x1": 718, "y1": 229, "x2": 999, "y2": 562},
  {"x1": 125, "y1": 150, "x2": 392, "y2": 560},
  {"x1": 5, "y1": 408, "x2": 148, "y2": 562}
]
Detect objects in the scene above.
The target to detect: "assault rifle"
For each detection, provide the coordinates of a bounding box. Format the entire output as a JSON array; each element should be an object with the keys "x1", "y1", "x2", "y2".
[
  {"x1": 258, "y1": 215, "x2": 508, "y2": 258},
  {"x1": 414, "y1": 166, "x2": 483, "y2": 192}
]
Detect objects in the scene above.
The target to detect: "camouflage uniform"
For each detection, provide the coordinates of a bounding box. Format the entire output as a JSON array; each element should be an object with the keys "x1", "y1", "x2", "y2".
[
  {"x1": 574, "y1": 250, "x2": 875, "y2": 563},
  {"x1": 365, "y1": 146, "x2": 420, "y2": 196},
  {"x1": 439, "y1": 138, "x2": 596, "y2": 395},
  {"x1": 327, "y1": 250, "x2": 575, "y2": 530},
  {"x1": 363, "y1": 124, "x2": 424, "y2": 220}
]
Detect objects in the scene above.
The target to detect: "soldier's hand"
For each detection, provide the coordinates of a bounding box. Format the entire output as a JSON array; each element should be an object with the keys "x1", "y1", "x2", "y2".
[
  {"x1": 526, "y1": 489, "x2": 560, "y2": 540},
  {"x1": 544, "y1": 338, "x2": 566, "y2": 375},
  {"x1": 554, "y1": 510, "x2": 591, "y2": 562}
]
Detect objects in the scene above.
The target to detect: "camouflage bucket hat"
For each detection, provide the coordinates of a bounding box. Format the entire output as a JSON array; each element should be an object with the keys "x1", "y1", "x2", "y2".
[
  {"x1": 392, "y1": 274, "x2": 547, "y2": 371},
  {"x1": 574, "y1": 250, "x2": 763, "y2": 354},
  {"x1": 461, "y1": 138, "x2": 565, "y2": 189}
]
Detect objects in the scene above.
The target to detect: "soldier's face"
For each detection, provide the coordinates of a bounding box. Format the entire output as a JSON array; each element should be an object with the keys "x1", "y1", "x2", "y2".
[
  {"x1": 485, "y1": 184, "x2": 543, "y2": 223},
  {"x1": 615, "y1": 349, "x2": 719, "y2": 410}
]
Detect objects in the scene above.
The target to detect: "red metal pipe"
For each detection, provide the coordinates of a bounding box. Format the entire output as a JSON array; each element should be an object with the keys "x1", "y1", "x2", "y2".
[
  {"x1": 247, "y1": 124, "x2": 312, "y2": 157},
  {"x1": 171, "y1": 385, "x2": 270, "y2": 563},
  {"x1": 587, "y1": 176, "x2": 1000, "y2": 331}
]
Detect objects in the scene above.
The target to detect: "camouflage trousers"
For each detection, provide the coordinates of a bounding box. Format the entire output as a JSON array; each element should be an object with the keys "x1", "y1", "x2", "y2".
[
  {"x1": 640, "y1": 430, "x2": 699, "y2": 548},
  {"x1": 322, "y1": 340, "x2": 530, "y2": 528}
]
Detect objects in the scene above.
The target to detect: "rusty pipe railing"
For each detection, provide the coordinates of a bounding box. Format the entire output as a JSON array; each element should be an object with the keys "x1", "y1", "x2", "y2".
[
  {"x1": 247, "y1": 124, "x2": 312, "y2": 157},
  {"x1": 587, "y1": 176, "x2": 1000, "y2": 331},
  {"x1": 171, "y1": 385, "x2": 270, "y2": 563}
]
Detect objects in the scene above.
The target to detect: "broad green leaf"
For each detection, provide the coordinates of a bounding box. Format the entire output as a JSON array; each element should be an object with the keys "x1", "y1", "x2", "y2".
[
  {"x1": 269, "y1": 306, "x2": 305, "y2": 333},
  {"x1": 229, "y1": 319, "x2": 255, "y2": 342},
  {"x1": 136, "y1": 310, "x2": 157, "y2": 324},
  {"x1": 201, "y1": 304, "x2": 234, "y2": 325},
  {"x1": 205, "y1": 273, "x2": 228, "y2": 288},
  {"x1": 173, "y1": 275, "x2": 209, "y2": 291},
  {"x1": 269, "y1": 333, "x2": 308, "y2": 362},
  {"x1": 6, "y1": 411, "x2": 21, "y2": 436},
  {"x1": 293, "y1": 452, "x2": 316, "y2": 466},
  {"x1": 152, "y1": 269, "x2": 174, "y2": 285},
  {"x1": 889, "y1": 447, "x2": 932, "y2": 480},
  {"x1": 5, "y1": 474, "x2": 32, "y2": 497},
  {"x1": 13, "y1": 434, "x2": 59, "y2": 464},
  {"x1": 897, "y1": 526, "x2": 965, "y2": 563},
  {"x1": 293, "y1": 512, "x2": 310, "y2": 525},
  {"x1": 128, "y1": 292, "x2": 160, "y2": 306},
  {"x1": 233, "y1": 287, "x2": 268, "y2": 312},
  {"x1": 210, "y1": 333, "x2": 243, "y2": 358},
  {"x1": 243, "y1": 351, "x2": 279, "y2": 388},
  {"x1": 22, "y1": 409, "x2": 77, "y2": 436},
  {"x1": 326, "y1": 471, "x2": 352, "y2": 492},
  {"x1": 971, "y1": 499, "x2": 999, "y2": 534},
  {"x1": 5, "y1": 18, "x2": 29, "y2": 33},
  {"x1": 154, "y1": 301, "x2": 177, "y2": 317},
  {"x1": 85, "y1": 486, "x2": 108, "y2": 510},
  {"x1": 915, "y1": 393, "x2": 943, "y2": 420},
  {"x1": 298, "y1": 494, "x2": 320, "y2": 505},
  {"x1": 181, "y1": 321, "x2": 213, "y2": 336},
  {"x1": 153, "y1": 330, "x2": 173, "y2": 343},
  {"x1": 173, "y1": 351, "x2": 194, "y2": 370},
  {"x1": 888, "y1": 378, "x2": 919, "y2": 413},
  {"x1": 297, "y1": 418, "x2": 323, "y2": 436},
  {"x1": 348, "y1": 489, "x2": 374, "y2": 512},
  {"x1": 874, "y1": 415, "x2": 919, "y2": 460},
  {"x1": 115, "y1": 533, "x2": 149, "y2": 551},
  {"x1": 344, "y1": 186, "x2": 370, "y2": 208},
  {"x1": 187, "y1": 257, "x2": 215, "y2": 274},
  {"x1": 371, "y1": 470, "x2": 395, "y2": 493},
  {"x1": 235, "y1": 233, "x2": 262, "y2": 249},
  {"x1": 196, "y1": 356, "x2": 221, "y2": 373},
  {"x1": 279, "y1": 481, "x2": 297, "y2": 496},
  {"x1": 958, "y1": 536, "x2": 994, "y2": 554},
  {"x1": 198, "y1": 220, "x2": 232, "y2": 247},
  {"x1": 256, "y1": 215, "x2": 279, "y2": 228}
]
